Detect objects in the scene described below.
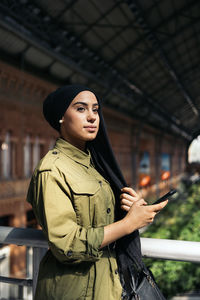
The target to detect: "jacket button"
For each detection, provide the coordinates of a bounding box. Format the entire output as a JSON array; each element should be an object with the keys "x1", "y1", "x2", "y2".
[
  {"x1": 67, "y1": 250, "x2": 73, "y2": 257},
  {"x1": 52, "y1": 151, "x2": 58, "y2": 155},
  {"x1": 107, "y1": 208, "x2": 111, "y2": 214}
]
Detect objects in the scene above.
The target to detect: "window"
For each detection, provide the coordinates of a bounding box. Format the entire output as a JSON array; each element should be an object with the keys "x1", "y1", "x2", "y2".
[
  {"x1": 49, "y1": 139, "x2": 55, "y2": 150},
  {"x1": 161, "y1": 153, "x2": 171, "y2": 180},
  {"x1": 1, "y1": 132, "x2": 11, "y2": 179},
  {"x1": 0, "y1": 216, "x2": 10, "y2": 248},
  {"x1": 139, "y1": 151, "x2": 151, "y2": 187},
  {"x1": 23, "y1": 135, "x2": 31, "y2": 178},
  {"x1": 32, "y1": 136, "x2": 40, "y2": 171},
  {"x1": 139, "y1": 151, "x2": 150, "y2": 175}
]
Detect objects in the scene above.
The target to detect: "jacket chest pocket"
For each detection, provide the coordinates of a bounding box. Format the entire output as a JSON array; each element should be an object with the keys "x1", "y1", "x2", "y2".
[{"x1": 70, "y1": 180, "x2": 100, "y2": 227}]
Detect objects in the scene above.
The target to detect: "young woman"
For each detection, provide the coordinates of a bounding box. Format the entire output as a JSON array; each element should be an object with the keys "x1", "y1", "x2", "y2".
[{"x1": 27, "y1": 85, "x2": 167, "y2": 300}]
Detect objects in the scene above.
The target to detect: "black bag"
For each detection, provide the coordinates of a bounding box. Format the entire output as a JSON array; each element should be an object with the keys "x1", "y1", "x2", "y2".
[
  {"x1": 116, "y1": 234, "x2": 166, "y2": 300},
  {"x1": 122, "y1": 264, "x2": 166, "y2": 300}
]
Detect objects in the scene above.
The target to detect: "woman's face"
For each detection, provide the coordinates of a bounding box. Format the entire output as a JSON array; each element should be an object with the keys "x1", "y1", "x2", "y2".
[{"x1": 60, "y1": 90, "x2": 100, "y2": 150}]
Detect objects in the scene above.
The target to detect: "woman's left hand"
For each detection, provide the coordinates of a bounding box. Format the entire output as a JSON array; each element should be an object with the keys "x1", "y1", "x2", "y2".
[{"x1": 120, "y1": 187, "x2": 143, "y2": 212}]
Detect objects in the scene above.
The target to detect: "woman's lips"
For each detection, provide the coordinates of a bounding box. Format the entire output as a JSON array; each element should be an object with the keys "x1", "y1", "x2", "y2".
[{"x1": 84, "y1": 126, "x2": 97, "y2": 132}]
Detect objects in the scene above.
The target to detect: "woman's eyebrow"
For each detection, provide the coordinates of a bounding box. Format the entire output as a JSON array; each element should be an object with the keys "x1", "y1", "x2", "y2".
[
  {"x1": 72, "y1": 101, "x2": 99, "y2": 107},
  {"x1": 72, "y1": 101, "x2": 87, "y2": 106}
]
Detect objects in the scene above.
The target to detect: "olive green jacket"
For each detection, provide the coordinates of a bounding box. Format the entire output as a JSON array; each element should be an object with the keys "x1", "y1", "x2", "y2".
[{"x1": 27, "y1": 138, "x2": 122, "y2": 300}]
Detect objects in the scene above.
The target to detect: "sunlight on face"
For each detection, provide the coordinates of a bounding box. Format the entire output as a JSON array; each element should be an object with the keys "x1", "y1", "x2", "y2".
[{"x1": 60, "y1": 91, "x2": 100, "y2": 150}]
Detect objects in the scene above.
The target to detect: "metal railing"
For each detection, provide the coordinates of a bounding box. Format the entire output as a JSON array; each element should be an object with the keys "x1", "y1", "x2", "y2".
[
  {"x1": 0, "y1": 226, "x2": 200, "y2": 299},
  {"x1": 141, "y1": 237, "x2": 200, "y2": 263},
  {"x1": 0, "y1": 226, "x2": 48, "y2": 299}
]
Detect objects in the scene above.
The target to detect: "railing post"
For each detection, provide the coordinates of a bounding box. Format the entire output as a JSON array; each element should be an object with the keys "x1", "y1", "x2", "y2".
[
  {"x1": 32, "y1": 247, "x2": 47, "y2": 296},
  {"x1": 18, "y1": 285, "x2": 23, "y2": 300}
]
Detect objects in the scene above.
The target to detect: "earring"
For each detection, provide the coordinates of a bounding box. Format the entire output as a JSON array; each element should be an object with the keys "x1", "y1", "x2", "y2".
[{"x1": 59, "y1": 119, "x2": 64, "y2": 124}]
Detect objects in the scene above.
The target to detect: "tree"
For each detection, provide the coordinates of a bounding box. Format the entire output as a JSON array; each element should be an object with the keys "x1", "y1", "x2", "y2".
[{"x1": 142, "y1": 183, "x2": 200, "y2": 298}]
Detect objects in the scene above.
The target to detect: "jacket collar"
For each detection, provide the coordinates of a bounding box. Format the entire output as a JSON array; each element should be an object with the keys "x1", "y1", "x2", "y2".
[{"x1": 55, "y1": 138, "x2": 91, "y2": 168}]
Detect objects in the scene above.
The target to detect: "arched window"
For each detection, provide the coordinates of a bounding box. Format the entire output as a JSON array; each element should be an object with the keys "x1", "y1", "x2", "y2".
[
  {"x1": 161, "y1": 153, "x2": 171, "y2": 180},
  {"x1": 139, "y1": 151, "x2": 151, "y2": 187},
  {"x1": 49, "y1": 139, "x2": 55, "y2": 150},
  {"x1": 32, "y1": 136, "x2": 40, "y2": 171},
  {"x1": 24, "y1": 135, "x2": 31, "y2": 177},
  {"x1": 1, "y1": 132, "x2": 11, "y2": 179}
]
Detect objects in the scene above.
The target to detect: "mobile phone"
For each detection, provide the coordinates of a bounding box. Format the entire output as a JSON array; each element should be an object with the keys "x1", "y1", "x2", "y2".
[{"x1": 152, "y1": 189, "x2": 177, "y2": 205}]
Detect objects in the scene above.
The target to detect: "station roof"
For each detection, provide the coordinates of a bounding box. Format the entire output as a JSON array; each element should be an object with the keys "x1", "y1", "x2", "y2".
[{"x1": 0, "y1": 0, "x2": 200, "y2": 141}]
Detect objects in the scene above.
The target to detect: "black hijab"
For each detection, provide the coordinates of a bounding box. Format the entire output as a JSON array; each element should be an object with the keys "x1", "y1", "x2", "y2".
[{"x1": 43, "y1": 84, "x2": 144, "y2": 295}]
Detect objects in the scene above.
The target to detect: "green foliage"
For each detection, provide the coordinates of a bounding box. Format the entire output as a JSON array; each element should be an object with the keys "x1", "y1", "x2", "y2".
[{"x1": 142, "y1": 183, "x2": 200, "y2": 298}]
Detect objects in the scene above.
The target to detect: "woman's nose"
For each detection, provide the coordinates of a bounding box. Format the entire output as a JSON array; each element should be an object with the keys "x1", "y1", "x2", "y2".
[{"x1": 87, "y1": 110, "x2": 96, "y2": 122}]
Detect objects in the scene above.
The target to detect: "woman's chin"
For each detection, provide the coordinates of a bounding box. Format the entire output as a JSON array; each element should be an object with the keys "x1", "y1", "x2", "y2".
[{"x1": 85, "y1": 134, "x2": 98, "y2": 141}]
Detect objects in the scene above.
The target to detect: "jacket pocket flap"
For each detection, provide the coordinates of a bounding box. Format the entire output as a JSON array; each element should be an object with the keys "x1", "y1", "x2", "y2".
[{"x1": 70, "y1": 180, "x2": 100, "y2": 195}]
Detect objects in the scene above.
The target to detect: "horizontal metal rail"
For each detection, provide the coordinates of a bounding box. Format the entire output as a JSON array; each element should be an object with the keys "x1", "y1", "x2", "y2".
[
  {"x1": 0, "y1": 276, "x2": 32, "y2": 286},
  {"x1": 141, "y1": 238, "x2": 200, "y2": 263},
  {"x1": 0, "y1": 226, "x2": 48, "y2": 248},
  {"x1": 1, "y1": 226, "x2": 200, "y2": 263}
]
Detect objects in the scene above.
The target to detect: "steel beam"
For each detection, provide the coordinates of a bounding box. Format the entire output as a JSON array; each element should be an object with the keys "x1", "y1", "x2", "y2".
[
  {"x1": 0, "y1": 1, "x2": 193, "y2": 140},
  {"x1": 126, "y1": 0, "x2": 200, "y2": 118}
]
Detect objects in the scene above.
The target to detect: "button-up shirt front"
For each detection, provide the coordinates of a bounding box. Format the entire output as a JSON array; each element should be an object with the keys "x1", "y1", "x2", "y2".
[{"x1": 27, "y1": 138, "x2": 122, "y2": 300}]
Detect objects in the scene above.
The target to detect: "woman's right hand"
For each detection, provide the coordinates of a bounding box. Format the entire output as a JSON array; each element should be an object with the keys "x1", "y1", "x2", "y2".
[
  {"x1": 122, "y1": 199, "x2": 168, "y2": 234},
  {"x1": 100, "y1": 195, "x2": 168, "y2": 248}
]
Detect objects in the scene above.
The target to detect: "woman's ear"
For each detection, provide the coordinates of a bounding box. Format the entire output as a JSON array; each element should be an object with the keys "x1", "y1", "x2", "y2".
[{"x1": 59, "y1": 116, "x2": 65, "y2": 124}]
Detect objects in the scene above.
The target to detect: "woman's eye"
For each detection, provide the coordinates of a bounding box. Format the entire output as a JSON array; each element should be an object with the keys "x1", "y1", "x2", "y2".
[
  {"x1": 77, "y1": 107, "x2": 85, "y2": 112},
  {"x1": 93, "y1": 108, "x2": 99, "y2": 113}
]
